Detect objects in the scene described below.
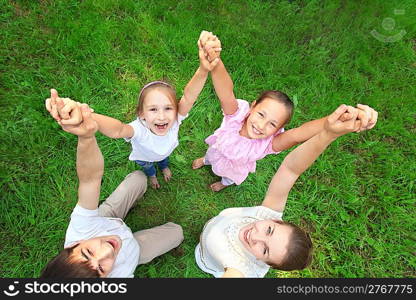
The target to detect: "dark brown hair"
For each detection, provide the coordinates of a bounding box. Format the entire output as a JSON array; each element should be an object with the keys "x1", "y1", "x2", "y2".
[
  {"x1": 136, "y1": 81, "x2": 178, "y2": 116},
  {"x1": 40, "y1": 244, "x2": 100, "y2": 278},
  {"x1": 268, "y1": 220, "x2": 313, "y2": 271},
  {"x1": 254, "y1": 90, "x2": 294, "y2": 125}
]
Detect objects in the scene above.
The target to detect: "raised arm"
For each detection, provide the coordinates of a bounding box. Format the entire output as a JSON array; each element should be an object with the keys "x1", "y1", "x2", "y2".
[
  {"x1": 178, "y1": 32, "x2": 221, "y2": 116},
  {"x1": 272, "y1": 117, "x2": 327, "y2": 152},
  {"x1": 75, "y1": 116, "x2": 103, "y2": 210},
  {"x1": 199, "y1": 31, "x2": 238, "y2": 115},
  {"x1": 210, "y1": 59, "x2": 238, "y2": 115},
  {"x1": 272, "y1": 104, "x2": 379, "y2": 152},
  {"x1": 47, "y1": 96, "x2": 104, "y2": 210},
  {"x1": 91, "y1": 113, "x2": 134, "y2": 139},
  {"x1": 262, "y1": 104, "x2": 376, "y2": 212}
]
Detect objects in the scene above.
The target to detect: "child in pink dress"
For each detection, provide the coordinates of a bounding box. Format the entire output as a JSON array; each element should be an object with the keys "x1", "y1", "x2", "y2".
[{"x1": 193, "y1": 31, "x2": 372, "y2": 192}]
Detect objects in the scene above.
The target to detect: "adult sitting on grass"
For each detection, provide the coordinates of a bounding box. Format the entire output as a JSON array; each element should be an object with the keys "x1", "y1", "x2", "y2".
[
  {"x1": 195, "y1": 104, "x2": 378, "y2": 277},
  {"x1": 41, "y1": 95, "x2": 183, "y2": 278}
]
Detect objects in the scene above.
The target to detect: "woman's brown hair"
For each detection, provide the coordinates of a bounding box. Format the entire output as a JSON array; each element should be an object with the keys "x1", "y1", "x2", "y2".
[{"x1": 268, "y1": 220, "x2": 313, "y2": 271}]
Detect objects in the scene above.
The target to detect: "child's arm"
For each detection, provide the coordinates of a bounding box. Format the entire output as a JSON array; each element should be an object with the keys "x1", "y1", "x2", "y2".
[
  {"x1": 178, "y1": 67, "x2": 209, "y2": 116},
  {"x1": 91, "y1": 113, "x2": 134, "y2": 139},
  {"x1": 272, "y1": 104, "x2": 378, "y2": 152},
  {"x1": 199, "y1": 31, "x2": 238, "y2": 115},
  {"x1": 177, "y1": 33, "x2": 221, "y2": 116},
  {"x1": 262, "y1": 105, "x2": 369, "y2": 212},
  {"x1": 271, "y1": 117, "x2": 327, "y2": 152},
  {"x1": 46, "y1": 89, "x2": 134, "y2": 139},
  {"x1": 210, "y1": 59, "x2": 238, "y2": 115}
]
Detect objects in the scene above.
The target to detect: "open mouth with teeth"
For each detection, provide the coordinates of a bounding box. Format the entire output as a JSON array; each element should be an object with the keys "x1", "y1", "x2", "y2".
[
  {"x1": 252, "y1": 125, "x2": 263, "y2": 136},
  {"x1": 155, "y1": 123, "x2": 168, "y2": 130},
  {"x1": 244, "y1": 227, "x2": 251, "y2": 246}
]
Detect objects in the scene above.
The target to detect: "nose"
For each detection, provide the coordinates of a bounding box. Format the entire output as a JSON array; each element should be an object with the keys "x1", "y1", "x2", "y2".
[
  {"x1": 257, "y1": 119, "x2": 267, "y2": 131},
  {"x1": 251, "y1": 226, "x2": 266, "y2": 243},
  {"x1": 157, "y1": 109, "x2": 166, "y2": 120},
  {"x1": 89, "y1": 257, "x2": 99, "y2": 269}
]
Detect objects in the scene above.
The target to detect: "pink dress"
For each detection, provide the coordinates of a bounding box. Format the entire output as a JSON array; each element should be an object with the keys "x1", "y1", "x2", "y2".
[{"x1": 205, "y1": 99, "x2": 284, "y2": 185}]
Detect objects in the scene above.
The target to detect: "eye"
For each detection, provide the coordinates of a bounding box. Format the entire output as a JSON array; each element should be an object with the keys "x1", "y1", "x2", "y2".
[
  {"x1": 267, "y1": 226, "x2": 271, "y2": 235},
  {"x1": 150, "y1": 108, "x2": 157, "y2": 112},
  {"x1": 270, "y1": 123, "x2": 277, "y2": 128},
  {"x1": 87, "y1": 249, "x2": 93, "y2": 256},
  {"x1": 165, "y1": 107, "x2": 173, "y2": 111},
  {"x1": 258, "y1": 112, "x2": 264, "y2": 118},
  {"x1": 263, "y1": 247, "x2": 268, "y2": 255},
  {"x1": 98, "y1": 265, "x2": 104, "y2": 273}
]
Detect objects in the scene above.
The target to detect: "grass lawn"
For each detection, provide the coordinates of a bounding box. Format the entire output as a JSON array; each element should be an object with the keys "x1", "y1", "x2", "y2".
[{"x1": 0, "y1": 0, "x2": 415, "y2": 278}]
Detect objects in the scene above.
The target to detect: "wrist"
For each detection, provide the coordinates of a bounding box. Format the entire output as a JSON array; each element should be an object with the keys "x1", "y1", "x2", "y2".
[
  {"x1": 198, "y1": 66, "x2": 210, "y2": 74},
  {"x1": 319, "y1": 130, "x2": 338, "y2": 143},
  {"x1": 78, "y1": 135, "x2": 96, "y2": 143}
]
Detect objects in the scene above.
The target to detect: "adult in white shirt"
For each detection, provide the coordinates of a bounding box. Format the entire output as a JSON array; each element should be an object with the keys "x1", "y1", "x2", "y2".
[{"x1": 41, "y1": 95, "x2": 183, "y2": 278}]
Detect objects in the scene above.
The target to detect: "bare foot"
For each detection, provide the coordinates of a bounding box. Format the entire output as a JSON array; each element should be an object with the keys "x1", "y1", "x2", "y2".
[
  {"x1": 210, "y1": 181, "x2": 227, "y2": 192},
  {"x1": 149, "y1": 176, "x2": 160, "y2": 189},
  {"x1": 192, "y1": 157, "x2": 205, "y2": 169},
  {"x1": 162, "y1": 167, "x2": 172, "y2": 182}
]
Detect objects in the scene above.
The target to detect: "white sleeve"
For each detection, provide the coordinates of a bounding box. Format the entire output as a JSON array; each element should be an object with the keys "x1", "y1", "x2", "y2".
[{"x1": 124, "y1": 119, "x2": 144, "y2": 143}]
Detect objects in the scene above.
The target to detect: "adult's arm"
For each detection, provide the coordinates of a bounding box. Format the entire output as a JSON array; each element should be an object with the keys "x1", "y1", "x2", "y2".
[{"x1": 262, "y1": 104, "x2": 364, "y2": 212}]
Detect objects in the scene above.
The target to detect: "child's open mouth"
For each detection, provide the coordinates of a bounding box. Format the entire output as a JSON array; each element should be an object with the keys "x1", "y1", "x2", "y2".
[
  {"x1": 252, "y1": 125, "x2": 262, "y2": 135},
  {"x1": 155, "y1": 123, "x2": 168, "y2": 130}
]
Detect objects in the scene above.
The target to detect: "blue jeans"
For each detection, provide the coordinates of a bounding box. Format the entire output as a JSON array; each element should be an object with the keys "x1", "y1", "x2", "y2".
[{"x1": 135, "y1": 157, "x2": 169, "y2": 177}]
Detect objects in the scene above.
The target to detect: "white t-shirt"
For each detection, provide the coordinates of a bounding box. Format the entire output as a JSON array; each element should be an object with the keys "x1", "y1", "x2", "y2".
[
  {"x1": 125, "y1": 114, "x2": 187, "y2": 162},
  {"x1": 64, "y1": 205, "x2": 140, "y2": 278},
  {"x1": 195, "y1": 206, "x2": 283, "y2": 278}
]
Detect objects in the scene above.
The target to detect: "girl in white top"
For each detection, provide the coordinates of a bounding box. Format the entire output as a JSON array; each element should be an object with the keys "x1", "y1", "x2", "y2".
[
  {"x1": 195, "y1": 104, "x2": 378, "y2": 277},
  {"x1": 91, "y1": 34, "x2": 221, "y2": 189}
]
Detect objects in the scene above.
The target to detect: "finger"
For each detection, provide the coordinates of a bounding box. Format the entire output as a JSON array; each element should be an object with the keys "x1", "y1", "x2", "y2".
[
  {"x1": 354, "y1": 120, "x2": 362, "y2": 132},
  {"x1": 339, "y1": 112, "x2": 352, "y2": 121},
  {"x1": 50, "y1": 89, "x2": 59, "y2": 101},
  {"x1": 56, "y1": 98, "x2": 67, "y2": 119},
  {"x1": 80, "y1": 104, "x2": 92, "y2": 120},
  {"x1": 327, "y1": 104, "x2": 348, "y2": 123},
  {"x1": 50, "y1": 97, "x2": 61, "y2": 121},
  {"x1": 357, "y1": 108, "x2": 369, "y2": 129},
  {"x1": 59, "y1": 99, "x2": 73, "y2": 120},
  {"x1": 210, "y1": 58, "x2": 220, "y2": 68},
  {"x1": 61, "y1": 103, "x2": 82, "y2": 125},
  {"x1": 367, "y1": 109, "x2": 378, "y2": 129},
  {"x1": 346, "y1": 106, "x2": 359, "y2": 130},
  {"x1": 45, "y1": 98, "x2": 52, "y2": 112}
]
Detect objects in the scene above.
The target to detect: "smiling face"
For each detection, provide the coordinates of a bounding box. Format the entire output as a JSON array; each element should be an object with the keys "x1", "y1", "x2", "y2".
[
  {"x1": 69, "y1": 235, "x2": 122, "y2": 278},
  {"x1": 241, "y1": 98, "x2": 290, "y2": 139},
  {"x1": 239, "y1": 219, "x2": 293, "y2": 266},
  {"x1": 139, "y1": 89, "x2": 177, "y2": 136}
]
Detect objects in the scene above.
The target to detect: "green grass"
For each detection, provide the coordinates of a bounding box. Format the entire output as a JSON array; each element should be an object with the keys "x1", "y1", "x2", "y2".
[{"x1": 1, "y1": 0, "x2": 415, "y2": 278}]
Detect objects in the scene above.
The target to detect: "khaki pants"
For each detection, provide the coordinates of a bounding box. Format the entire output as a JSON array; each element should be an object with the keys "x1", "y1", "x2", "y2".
[{"x1": 98, "y1": 171, "x2": 183, "y2": 264}]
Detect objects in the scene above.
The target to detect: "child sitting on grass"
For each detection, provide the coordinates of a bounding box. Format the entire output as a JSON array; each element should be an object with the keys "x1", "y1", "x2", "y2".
[{"x1": 192, "y1": 31, "x2": 377, "y2": 192}]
